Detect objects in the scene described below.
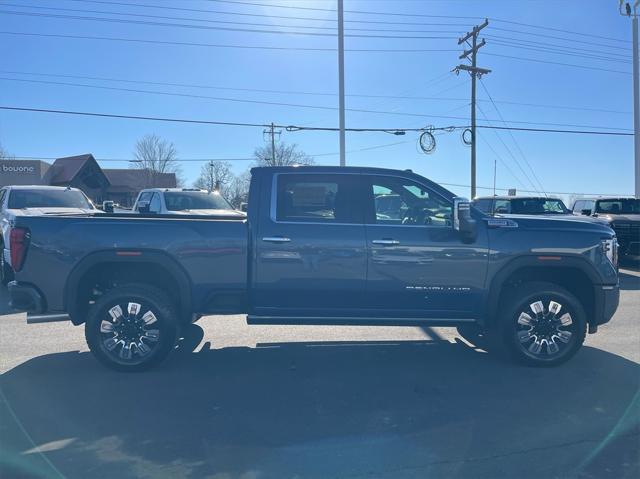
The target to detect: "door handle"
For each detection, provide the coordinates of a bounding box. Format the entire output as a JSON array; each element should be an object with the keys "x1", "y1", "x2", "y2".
[
  {"x1": 262, "y1": 236, "x2": 291, "y2": 243},
  {"x1": 372, "y1": 239, "x2": 400, "y2": 245}
]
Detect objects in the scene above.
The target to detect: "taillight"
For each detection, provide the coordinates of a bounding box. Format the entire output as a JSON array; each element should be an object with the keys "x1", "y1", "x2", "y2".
[{"x1": 9, "y1": 227, "x2": 30, "y2": 272}]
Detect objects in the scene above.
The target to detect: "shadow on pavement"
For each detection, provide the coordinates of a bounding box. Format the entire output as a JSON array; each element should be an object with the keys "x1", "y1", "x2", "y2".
[{"x1": 1, "y1": 331, "x2": 639, "y2": 479}]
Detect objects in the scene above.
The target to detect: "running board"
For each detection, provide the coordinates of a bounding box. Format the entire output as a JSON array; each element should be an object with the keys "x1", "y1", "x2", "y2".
[
  {"x1": 247, "y1": 315, "x2": 476, "y2": 327},
  {"x1": 27, "y1": 313, "x2": 70, "y2": 324}
]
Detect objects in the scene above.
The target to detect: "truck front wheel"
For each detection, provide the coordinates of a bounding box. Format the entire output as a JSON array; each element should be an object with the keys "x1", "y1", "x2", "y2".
[
  {"x1": 85, "y1": 284, "x2": 179, "y2": 372},
  {"x1": 498, "y1": 281, "x2": 587, "y2": 367}
]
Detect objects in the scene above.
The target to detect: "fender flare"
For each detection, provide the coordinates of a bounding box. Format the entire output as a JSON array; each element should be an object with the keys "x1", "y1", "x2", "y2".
[
  {"x1": 485, "y1": 254, "x2": 602, "y2": 324},
  {"x1": 64, "y1": 249, "x2": 192, "y2": 325}
]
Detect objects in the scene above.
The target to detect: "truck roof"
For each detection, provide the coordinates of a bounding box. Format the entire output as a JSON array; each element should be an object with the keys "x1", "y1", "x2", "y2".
[
  {"x1": 474, "y1": 195, "x2": 564, "y2": 201},
  {"x1": 250, "y1": 166, "x2": 458, "y2": 199},
  {"x1": 2, "y1": 185, "x2": 83, "y2": 191},
  {"x1": 138, "y1": 188, "x2": 209, "y2": 193}
]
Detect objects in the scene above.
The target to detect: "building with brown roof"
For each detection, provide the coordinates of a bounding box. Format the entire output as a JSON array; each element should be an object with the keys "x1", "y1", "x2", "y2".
[{"x1": 0, "y1": 154, "x2": 177, "y2": 207}]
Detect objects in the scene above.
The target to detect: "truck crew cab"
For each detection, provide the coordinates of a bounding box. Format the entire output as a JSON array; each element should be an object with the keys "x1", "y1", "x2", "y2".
[{"x1": 7, "y1": 167, "x2": 619, "y2": 371}]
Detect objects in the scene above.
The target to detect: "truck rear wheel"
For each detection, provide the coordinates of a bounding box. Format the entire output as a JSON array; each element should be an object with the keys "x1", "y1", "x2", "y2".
[
  {"x1": 85, "y1": 284, "x2": 179, "y2": 372},
  {"x1": 498, "y1": 281, "x2": 587, "y2": 367}
]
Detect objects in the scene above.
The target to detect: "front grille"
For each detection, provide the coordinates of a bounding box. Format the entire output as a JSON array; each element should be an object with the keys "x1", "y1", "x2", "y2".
[
  {"x1": 613, "y1": 223, "x2": 640, "y2": 254},
  {"x1": 612, "y1": 223, "x2": 640, "y2": 238}
]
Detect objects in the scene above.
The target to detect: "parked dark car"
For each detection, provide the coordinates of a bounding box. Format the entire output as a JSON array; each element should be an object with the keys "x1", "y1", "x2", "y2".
[
  {"x1": 7, "y1": 167, "x2": 619, "y2": 371},
  {"x1": 572, "y1": 197, "x2": 640, "y2": 257},
  {"x1": 473, "y1": 196, "x2": 570, "y2": 216}
]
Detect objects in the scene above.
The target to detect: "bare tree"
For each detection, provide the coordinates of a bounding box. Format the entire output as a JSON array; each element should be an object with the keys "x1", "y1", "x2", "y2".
[
  {"x1": 225, "y1": 170, "x2": 252, "y2": 209},
  {"x1": 193, "y1": 161, "x2": 233, "y2": 192},
  {"x1": 131, "y1": 134, "x2": 183, "y2": 187},
  {"x1": 254, "y1": 141, "x2": 314, "y2": 167},
  {"x1": 0, "y1": 142, "x2": 14, "y2": 160}
]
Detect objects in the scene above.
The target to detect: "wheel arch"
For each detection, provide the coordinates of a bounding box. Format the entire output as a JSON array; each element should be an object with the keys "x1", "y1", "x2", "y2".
[
  {"x1": 486, "y1": 255, "x2": 601, "y2": 328},
  {"x1": 65, "y1": 249, "x2": 192, "y2": 326}
]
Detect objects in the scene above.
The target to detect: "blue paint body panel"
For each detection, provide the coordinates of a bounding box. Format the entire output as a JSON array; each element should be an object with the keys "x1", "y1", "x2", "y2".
[{"x1": 8, "y1": 166, "x2": 618, "y2": 327}]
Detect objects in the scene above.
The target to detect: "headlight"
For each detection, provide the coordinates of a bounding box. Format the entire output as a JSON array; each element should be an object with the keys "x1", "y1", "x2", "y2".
[{"x1": 602, "y1": 238, "x2": 618, "y2": 268}]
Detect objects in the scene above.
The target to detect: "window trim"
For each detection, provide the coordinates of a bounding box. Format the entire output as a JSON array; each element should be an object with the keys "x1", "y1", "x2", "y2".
[{"x1": 363, "y1": 174, "x2": 454, "y2": 228}]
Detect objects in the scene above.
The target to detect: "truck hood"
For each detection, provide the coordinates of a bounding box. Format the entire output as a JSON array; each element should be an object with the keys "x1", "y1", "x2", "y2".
[
  {"x1": 168, "y1": 209, "x2": 246, "y2": 217},
  {"x1": 494, "y1": 214, "x2": 615, "y2": 235},
  {"x1": 8, "y1": 207, "x2": 99, "y2": 216},
  {"x1": 595, "y1": 213, "x2": 640, "y2": 223}
]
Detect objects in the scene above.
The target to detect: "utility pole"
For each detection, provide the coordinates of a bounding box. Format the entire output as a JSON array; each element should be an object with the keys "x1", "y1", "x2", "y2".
[
  {"x1": 454, "y1": 19, "x2": 490, "y2": 199},
  {"x1": 338, "y1": 0, "x2": 346, "y2": 166},
  {"x1": 620, "y1": 1, "x2": 640, "y2": 198},
  {"x1": 263, "y1": 122, "x2": 281, "y2": 165}
]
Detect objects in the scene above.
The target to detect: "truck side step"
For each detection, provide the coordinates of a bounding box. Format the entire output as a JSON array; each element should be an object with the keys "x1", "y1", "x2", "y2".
[{"x1": 27, "y1": 313, "x2": 71, "y2": 324}]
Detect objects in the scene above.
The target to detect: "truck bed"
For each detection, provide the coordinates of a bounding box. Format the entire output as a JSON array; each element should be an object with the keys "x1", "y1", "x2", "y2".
[{"x1": 12, "y1": 213, "x2": 248, "y2": 315}]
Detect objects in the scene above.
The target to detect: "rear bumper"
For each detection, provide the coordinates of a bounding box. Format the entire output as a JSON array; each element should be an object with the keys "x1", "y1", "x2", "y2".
[
  {"x1": 593, "y1": 283, "x2": 619, "y2": 326},
  {"x1": 7, "y1": 281, "x2": 45, "y2": 313}
]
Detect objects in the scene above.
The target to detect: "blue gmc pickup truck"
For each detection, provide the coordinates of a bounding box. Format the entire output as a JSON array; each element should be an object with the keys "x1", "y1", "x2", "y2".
[{"x1": 6, "y1": 166, "x2": 620, "y2": 371}]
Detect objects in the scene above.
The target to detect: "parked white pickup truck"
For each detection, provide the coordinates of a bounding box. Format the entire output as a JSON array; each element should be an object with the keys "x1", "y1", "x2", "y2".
[{"x1": 132, "y1": 188, "x2": 245, "y2": 217}]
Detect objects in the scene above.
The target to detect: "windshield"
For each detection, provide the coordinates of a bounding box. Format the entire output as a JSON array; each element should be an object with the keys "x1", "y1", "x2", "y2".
[
  {"x1": 595, "y1": 199, "x2": 640, "y2": 214},
  {"x1": 509, "y1": 198, "x2": 569, "y2": 214},
  {"x1": 8, "y1": 189, "x2": 93, "y2": 209},
  {"x1": 163, "y1": 191, "x2": 233, "y2": 211}
]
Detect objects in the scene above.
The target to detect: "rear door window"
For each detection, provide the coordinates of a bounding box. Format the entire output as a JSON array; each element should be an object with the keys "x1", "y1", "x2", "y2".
[{"x1": 275, "y1": 174, "x2": 362, "y2": 224}]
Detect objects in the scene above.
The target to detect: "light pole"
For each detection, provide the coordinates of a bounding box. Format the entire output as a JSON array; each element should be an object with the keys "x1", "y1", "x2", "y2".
[
  {"x1": 620, "y1": 1, "x2": 640, "y2": 198},
  {"x1": 338, "y1": 0, "x2": 346, "y2": 166}
]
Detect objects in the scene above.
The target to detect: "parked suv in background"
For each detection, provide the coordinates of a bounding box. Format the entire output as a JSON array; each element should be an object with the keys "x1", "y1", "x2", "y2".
[
  {"x1": 572, "y1": 197, "x2": 640, "y2": 257},
  {"x1": 132, "y1": 188, "x2": 245, "y2": 217},
  {"x1": 0, "y1": 185, "x2": 97, "y2": 284},
  {"x1": 472, "y1": 196, "x2": 571, "y2": 216}
]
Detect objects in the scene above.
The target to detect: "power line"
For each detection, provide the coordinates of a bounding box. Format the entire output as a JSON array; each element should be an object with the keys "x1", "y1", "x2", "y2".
[
  {"x1": 0, "y1": 2, "x2": 466, "y2": 34},
  {"x1": 0, "y1": 10, "x2": 460, "y2": 39},
  {"x1": 476, "y1": 125, "x2": 632, "y2": 136},
  {"x1": 3, "y1": 28, "x2": 631, "y2": 75},
  {"x1": 64, "y1": 0, "x2": 632, "y2": 46},
  {"x1": 437, "y1": 180, "x2": 630, "y2": 197},
  {"x1": 3, "y1": 75, "x2": 632, "y2": 131},
  {"x1": 0, "y1": 76, "x2": 473, "y2": 121},
  {"x1": 65, "y1": 0, "x2": 471, "y2": 27},
  {"x1": 489, "y1": 39, "x2": 631, "y2": 65},
  {"x1": 485, "y1": 53, "x2": 632, "y2": 75},
  {"x1": 487, "y1": 31, "x2": 631, "y2": 54},
  {"x1": 479, "y1": 79, "x2": 547, "y2": 196},
  {"x1": 8, "y1": 2, "x2": 628, "y2": 61},
  {"x1": 477, "y1": 103, "x2": 541, "y2": 195},
  {"x1": 0, "y1": 30, "x2": 459, "y2": 53},
  {"x1": 0, "y1": 106, "x2": 633, "y2": 136},
  {"x1": 1, "y1": 69, "x2": 630, "y2": 115},
  {"x1": 209, "y1": 0, "x2": 632, "y2": 45},
  {"x1": 13, "y1": 140, "x2": 413, "y2": 162},
  {"x1": 477, "y1": 132, "x2": 529, "y2": 191},
  {"x1": 489, "y1": 19, "x2": 630, "y2": 45}
]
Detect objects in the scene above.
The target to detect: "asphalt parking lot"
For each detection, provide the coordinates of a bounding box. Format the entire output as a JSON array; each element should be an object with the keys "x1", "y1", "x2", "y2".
[{"x1": 1, "y1": 267, "x2": 639, "y2": 479}]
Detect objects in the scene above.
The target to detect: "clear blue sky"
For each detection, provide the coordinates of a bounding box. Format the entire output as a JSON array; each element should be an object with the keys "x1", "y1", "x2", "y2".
[{"x1": 0, "y1": 0, "x2": 635, "y2": 201}]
